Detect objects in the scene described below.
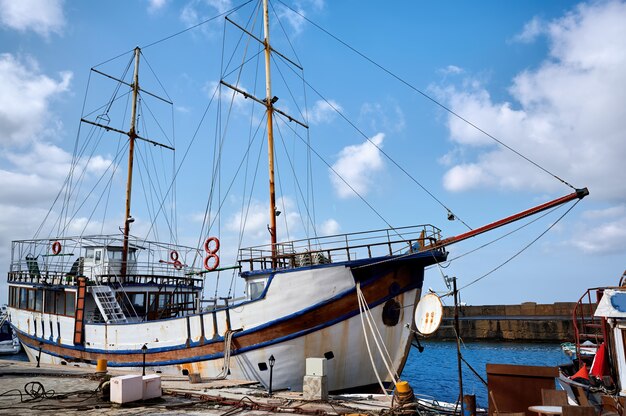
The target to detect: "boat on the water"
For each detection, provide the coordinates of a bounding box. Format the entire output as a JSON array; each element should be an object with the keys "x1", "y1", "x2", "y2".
[
  {"x1": 0, "y1": 306, "x2": 20, "y2": 355},
  {"x1": 557, "y1": 270, "x2": 626, "y2": 411},
  {"x1": 6, "y1": 0, "x2": 588, "y2": 394}
]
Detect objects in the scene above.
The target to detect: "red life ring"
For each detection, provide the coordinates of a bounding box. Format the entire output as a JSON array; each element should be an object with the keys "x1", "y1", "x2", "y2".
[
  {"x1": 51, "y1": 241, "x2": 62, "y2": 255},
  {"x1": 203, "y1": 253, "x2": 220, "y2": 271},
  {"x1": 173, "y1": 260, "x2": 183, "y2": 270},
  {"x1": 204, "y1": 237, "x2": 220, "y2": 254},
  {"x1": 170, "y1": 250, "x2": 179, "y2": 261}
]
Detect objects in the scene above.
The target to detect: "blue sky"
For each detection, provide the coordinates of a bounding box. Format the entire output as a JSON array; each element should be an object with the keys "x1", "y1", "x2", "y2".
[{"x1": 1, "y1": 0, "x2": 625, "y2": 305}]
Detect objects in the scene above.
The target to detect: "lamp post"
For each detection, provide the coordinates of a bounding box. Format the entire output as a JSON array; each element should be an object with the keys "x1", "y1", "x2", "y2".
[
  {"x1": 141, "y1": 344, "x2": 148, "y2": 376},
  {"x1": 36, "y1": 341, "x2": 44, "y2": 368},
  {"x1": 268, "y1": 354, "x2": 275, "y2": 396}
]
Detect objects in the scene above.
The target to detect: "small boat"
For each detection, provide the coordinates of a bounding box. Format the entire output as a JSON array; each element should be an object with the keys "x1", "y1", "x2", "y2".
[
  {"x1": 6, "y1": 0, "x2": 588, "y2": 394},
  {"x1": 557, "y1": 271, "x2": 626, "y2": 411},
  {"x1": 0, "y1": 306, "x2": 21, "y2": 355},
  {"x1": 560, "y1": 341, "x2": 597, "y2": 359}
]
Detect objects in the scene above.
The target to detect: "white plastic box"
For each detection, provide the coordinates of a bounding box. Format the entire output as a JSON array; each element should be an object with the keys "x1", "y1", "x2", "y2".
[
  {"x1": 110, "y1": 375, "x2": 143, "y2": 404},
  {"x1": 142, "y1": 374, "x2": 162, "y2": 400},
  {"x1": 305, "y1": 357, "x2": 327, "y2": 376}
]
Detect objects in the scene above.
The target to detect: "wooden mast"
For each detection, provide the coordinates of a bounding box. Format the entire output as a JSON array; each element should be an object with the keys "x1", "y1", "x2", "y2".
[
  {"x1": 121, "y1": 46, "x2": 141, "y2": 280},
  {"x1": 263, "y1": 0, "x2": 278, "y2": 265}
]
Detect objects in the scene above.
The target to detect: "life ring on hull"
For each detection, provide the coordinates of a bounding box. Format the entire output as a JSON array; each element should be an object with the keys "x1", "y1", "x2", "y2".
[
  {"x1": 170, "y1": 250, "x2": 179, "y2": 261},
  {"x1": 204, "y1": 237, "x2": 220, "y2": 254},
  {"x1": 204, "y1": 253, "x2": 220, "y2": 271},
  {"x1": 51, "y1": 241, "x2": 62, "y2": 255}
]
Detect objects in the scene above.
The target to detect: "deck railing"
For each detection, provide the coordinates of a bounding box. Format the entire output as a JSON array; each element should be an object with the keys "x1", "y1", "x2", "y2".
[
  {"x1": 8, "y1": 235, "x2": 204, "y2": 287},
  {"x1": 238, "y1": 224, "x2": 443, "y2": 272}
]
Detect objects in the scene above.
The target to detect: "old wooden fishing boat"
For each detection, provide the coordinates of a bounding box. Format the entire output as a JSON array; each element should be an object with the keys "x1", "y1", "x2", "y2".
[{"x1": 6, "y1": 0, "x2": 587, "y2": 393}]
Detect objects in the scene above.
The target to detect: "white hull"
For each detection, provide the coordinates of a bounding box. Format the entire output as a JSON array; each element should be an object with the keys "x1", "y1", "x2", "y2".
[{"x1": 10, "y1": 257, "x2": 432, "y2": 392}]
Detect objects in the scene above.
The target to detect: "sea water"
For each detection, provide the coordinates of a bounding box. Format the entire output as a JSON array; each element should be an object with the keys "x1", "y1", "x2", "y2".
[{"x1": 401, "y1": 341, "x2": 569, "y2": 408}]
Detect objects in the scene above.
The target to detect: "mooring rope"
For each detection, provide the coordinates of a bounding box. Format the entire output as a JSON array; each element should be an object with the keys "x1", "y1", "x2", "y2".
[{"x1": 356, "y1": 282, "x2": 399, "y2": 400}]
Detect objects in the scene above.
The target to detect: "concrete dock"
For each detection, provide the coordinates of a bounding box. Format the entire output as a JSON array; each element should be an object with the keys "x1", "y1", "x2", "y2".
[{"x1": 0, "y1": 359, "x2": 397, "y2": 415}]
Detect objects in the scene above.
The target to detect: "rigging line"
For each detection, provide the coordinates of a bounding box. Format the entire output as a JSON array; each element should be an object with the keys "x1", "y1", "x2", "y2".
[
  {"x1": 141, "y1": 78, "x2": 220, "y2": 250},
  {"x1": 138, "y1": 93, "x2": 175, "y2": 147},
  {"x1": 237, "y1": 45, "x2": 263, "y2": 249},
  {"x1": 205, "y1": 113, "x2": 269, "y2": 247},
  {"x1": 425, "y1": 202, "x2": 565, "y2": 270},
  {"x1": 81, "y1": 90, "x2": 132, "y2": 120},
  {"x1": 197, "y1": 18, "x2": 262, "y2": 260},
  {"x1": 169, "y1": 104, "x2": 178, "y2": 244},
  {"x1": 273, "y1": 129, "x2": 291, "y2": 241},
  {"x1": 70, "y1": 142, "x2": 128, "y2": 233},
  {"x1": 33, "y1": 68, "x2": 93, "y2": 240},
  {"x1": 300, "y1": 69, "x2": 318, "y2": 240},
  {"x1": 268, "y1": 0, "x2": 303, "y2": 68},
  {"x1": 68, "y1": 88, "x2": 133, "y2": 222},
  {"x1": 139, "y1": 51, "x2": 173, "y2": 103},
  {"x1": 285, "y1": 65, "x2": 472, "y2": 231},
  {"x1": 63, "y1": 122, "x2": 114, "y2": 236},
  {"x1": 81, "y1": 145, "x2": 122, "y2": 237},
  {"x1": 221, "y1": 50, "x2": 265, "y2": 80},
  {"x1": 424, "y1": 201, "x2": 566, "y2": 289},
  {"x1": 276, "y1": 113, "x2": 397, "y2": 232},
  {"x1": 100, "y1": 129, "x2": 124, "y2": 235},
  {"x1": 93, "y1": 1, "x2": 254, "y2": 69},
  {"x1": 222, "y1": 0, "x2": 263, "y2": 78},
  {"x1": 457, "y1": 199, "x2": 581, "y2": 294},
  {"x1": 137, "y1": 145, "x2": 173, "y2": 243},
  {"x1": 276, "y1": 0, "x2": 578, "y2": 192},
  {"x1": 271, "y1": 54, "x2": 307, "y2": 125},
  {"x1": 274, "y1": 120, "x2": 316, "y2": 235},
  {"x1": 229, "y1": 119, "x2": 267, "y2": 297}
]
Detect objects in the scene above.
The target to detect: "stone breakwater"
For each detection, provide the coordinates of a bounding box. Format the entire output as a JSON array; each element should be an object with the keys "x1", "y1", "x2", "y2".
[{"x1": 430, "y1": 302, "x2": 595, "y2": 342}]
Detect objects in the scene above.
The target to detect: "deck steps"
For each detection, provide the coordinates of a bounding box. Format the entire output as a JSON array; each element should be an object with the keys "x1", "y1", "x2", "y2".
[{"x1": 90, "y1": 285, "x2": 127, "y2": 323}]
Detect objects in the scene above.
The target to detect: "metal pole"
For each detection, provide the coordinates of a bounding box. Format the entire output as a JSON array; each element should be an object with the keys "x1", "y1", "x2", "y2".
[
  {"x1": 142, "y1": 344, "x2": 147, "y2": 376},
  {"x1": 454, "y1": 277, "x2": 465, "y2": 416},
  {"x1": 262, "y1": 0, "x2": 278, "y2": 267}
]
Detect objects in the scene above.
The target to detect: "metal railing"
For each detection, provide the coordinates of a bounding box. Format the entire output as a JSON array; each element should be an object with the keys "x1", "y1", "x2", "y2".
[
  {"x1": 8, "y1": 234, "x2": 204, "y2": 287},
  {"x1": 238, "y1": 224, "x2": 443, "y2": 272}
]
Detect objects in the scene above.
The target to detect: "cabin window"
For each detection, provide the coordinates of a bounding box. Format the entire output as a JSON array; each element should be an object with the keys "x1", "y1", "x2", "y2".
[
  {"x1": 19, "y1": 288, "x2": 28, "y2": 309},
  {"x1": 94, "y1": 249, "x2": 102, "y2": 264},
  {"x1": 248, "y1": 280, "x2": 266, "y2": 300},
  {"x1": 108, "y1": 250, "x2": 123, "y2": 260},
  {"x1": 85, "y1": 248, "x2": 94, "y2": 260},
  {"x1": 65, "y1": 292, "x2": 76, "y2": 317},
  {"x1": 124, "y1": 292, "x2": 146, "y2": 316},
  {"x1": 8, "y1": 286, "x2": 17, "y2": 308},
  {"x1": 34, "y1": 290, "x2": 44, "y2": 312},
  {"x1": 44, "y1": 290, "x2": 56, "y2": 314},
  {"x1": 55, "y1": 291, "x2": 66, "y2": 315}
]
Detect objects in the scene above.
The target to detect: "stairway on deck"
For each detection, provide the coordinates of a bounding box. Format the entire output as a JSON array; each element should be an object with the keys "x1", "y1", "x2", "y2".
[{"x1": 90, "y1": 286, "x2": 127, "y2": 323}]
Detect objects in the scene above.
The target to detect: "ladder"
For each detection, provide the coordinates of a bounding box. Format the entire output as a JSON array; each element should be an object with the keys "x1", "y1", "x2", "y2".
[
  {"x1": 90, "y1": 285, "x2": 127, "y2": 323},
  {"x1": 572, "y1": 287, "x2": 606, "y2": 366}
]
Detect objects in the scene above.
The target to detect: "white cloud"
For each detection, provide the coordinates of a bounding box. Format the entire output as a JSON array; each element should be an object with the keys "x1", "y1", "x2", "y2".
[
  {"x1": 319, "y1": 218, "x2": 340, "y2": 235},
  {"x1": 0, "y1": 54, "x2": 72, "y2": 148},
  {"x1": 439, "y1": 65, "x2": 464, "y2": 75},
  {"x1": 181, "y1": 0, "x2": 232, "y2": 32},
  {"x1": 330, "y1": 133, "x2": 385, "y2": 199},
  {"x1": 513, "y1": 16, "x2": 545, "y2": 43},
  {"x1": 276, "y1": 0, "x2": 324, "y2": 36},
  {"x1": 565, "y1": 205, "x2": 626, "y2": 254},
  {"x1": 360, "y1": 102, "x2": 405, "y2": 134},
  {"x1": 0, "y1": 0, "x2": 65, "y2": 37},
  {"x1": 225, "y1": 196, "x2": 302, "y2": 244},
  {"x1": 435, "y1": 0, "x2": 626, "y2": 202},
  {"x1": 147, "y1": 0, "x2": 168, "y2": 13},
  {"x1": 308, "y1": 99, "x2": 340, "y2": 124}
]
